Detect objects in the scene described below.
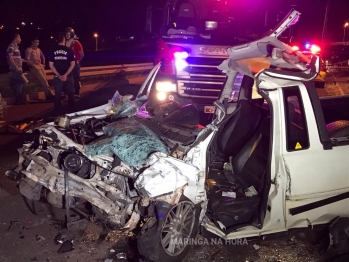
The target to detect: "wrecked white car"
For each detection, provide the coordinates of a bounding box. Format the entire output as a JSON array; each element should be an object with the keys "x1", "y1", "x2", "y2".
[{"x1": 6, "y1": 10, "x2": 349, "y2": 262}]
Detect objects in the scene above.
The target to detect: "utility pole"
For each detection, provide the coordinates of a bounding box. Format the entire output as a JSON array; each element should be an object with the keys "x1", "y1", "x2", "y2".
[{"x1": 321, "y1": 0, "x2": 329, "y2": 44}]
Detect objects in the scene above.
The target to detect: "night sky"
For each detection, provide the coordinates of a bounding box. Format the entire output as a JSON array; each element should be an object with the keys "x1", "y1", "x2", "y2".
[
  {"x1": 0, "y1": 0, "x2": 149, "y2": 45},
  {"x1": 0, "y1": 0, "x2": 349, "y2": 49}
]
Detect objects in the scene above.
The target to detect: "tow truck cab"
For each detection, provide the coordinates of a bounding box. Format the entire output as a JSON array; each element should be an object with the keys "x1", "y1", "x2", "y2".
[
  {"x1": 145, "y1": 0, "x2": 293, "y2": 115},
  {"x1": 146, "y1": 0, "x2": 233, "y2": 114}
]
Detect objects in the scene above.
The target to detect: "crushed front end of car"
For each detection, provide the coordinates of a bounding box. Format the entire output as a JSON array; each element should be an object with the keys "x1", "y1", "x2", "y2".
[{"x1": 6, "y1": 75, "x2": 208, "y2": 232}]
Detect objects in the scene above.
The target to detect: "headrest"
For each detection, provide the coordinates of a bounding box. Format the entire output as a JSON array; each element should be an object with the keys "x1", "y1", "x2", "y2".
[{"x1": 240, "y1": 75, "x2": 255, "y2": 100}]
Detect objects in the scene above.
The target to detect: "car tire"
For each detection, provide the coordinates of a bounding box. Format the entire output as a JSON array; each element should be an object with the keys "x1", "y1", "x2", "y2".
[
  {"x1": 326, "y1": 120, "x2": 349, "y2": 138},
  {"x1": 137, "y1": 200, "x2": 200, "y2": 262}
]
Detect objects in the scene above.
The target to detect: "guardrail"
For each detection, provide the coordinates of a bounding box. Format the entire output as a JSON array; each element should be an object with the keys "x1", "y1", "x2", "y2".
[
  {"x1": 0, "y1": 63, "x2": 154, "y2": 88},
  {"x1": 327, "y1": 65, "x2": 349, "y2": 72},
  {"x1": 326, "y1": 59, "x2": 349, "y2": 72}
]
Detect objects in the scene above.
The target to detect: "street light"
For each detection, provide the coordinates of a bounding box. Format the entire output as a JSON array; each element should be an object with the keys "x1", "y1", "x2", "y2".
[
  {"x1": 94, "y1": 33, "x2": 98, "y2": 51},
  {"x1": 344, "y1": 22, "x2": 349, "y2": 44}
]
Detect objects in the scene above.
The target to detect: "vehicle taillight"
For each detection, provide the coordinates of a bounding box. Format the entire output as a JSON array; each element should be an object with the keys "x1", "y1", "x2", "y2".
[
  {"x1": 310, "y1": 44, "x2": 321, "y2": 54},
  {"x1": 292, "y1": 46, "x2": 299, "y2": 51}
]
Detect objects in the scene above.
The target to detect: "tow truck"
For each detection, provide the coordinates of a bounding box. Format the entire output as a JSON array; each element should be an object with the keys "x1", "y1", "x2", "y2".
[
  {"x1": 145, "y1": 0, "x2": 326, "y2": 119},
  {"x1": 145, "y1": 0, "x2": 283, "y2": 116}
]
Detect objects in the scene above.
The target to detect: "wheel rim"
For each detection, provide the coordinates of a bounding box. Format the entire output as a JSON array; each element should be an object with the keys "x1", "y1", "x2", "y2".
[{"x1": 161, "y1": 201, "x2": 196, "y2": 256}]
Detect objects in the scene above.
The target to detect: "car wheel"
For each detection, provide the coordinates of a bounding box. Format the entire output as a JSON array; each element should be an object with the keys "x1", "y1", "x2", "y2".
[
  {"x1": 137, "y1": 200, "x2": 200, "y2": 262},
  {"x1": 326, "y1": 120, "x2": 349, "y2": 138}
]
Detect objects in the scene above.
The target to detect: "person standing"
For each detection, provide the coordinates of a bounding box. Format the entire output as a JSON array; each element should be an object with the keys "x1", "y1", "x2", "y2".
[
  {"x1": 48, "y1": 32, "x2": 76, "y2": 116},
  {"x1": 65, "y1": 27, "x2": 84, "y2": 101},
  {"x1": 7, "y1": 33, "x2": 29, "y2": 104},
  {"x1": 25, "y1": 37, "x2": 54, "y2": 100}
]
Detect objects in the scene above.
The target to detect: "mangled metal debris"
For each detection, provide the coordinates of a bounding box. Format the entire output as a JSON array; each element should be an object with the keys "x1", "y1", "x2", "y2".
[
  {"x1": 54, "y1": 234, "x2": 66, "y2": 245},
  {"x1": 115, "y1": 252, "x2": 127, "y2": 260},
  {"x1": 57, "y1": 239, "x2": 74, "y2": 254},
  {"x1": 35, "y1": 235, "x2": 45, "y2": 242}
]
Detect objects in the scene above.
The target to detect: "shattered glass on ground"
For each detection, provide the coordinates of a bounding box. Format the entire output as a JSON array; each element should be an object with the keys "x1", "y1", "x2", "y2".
[{"x1": 84, "y1": 117, "x2": 169, "y2": 167}]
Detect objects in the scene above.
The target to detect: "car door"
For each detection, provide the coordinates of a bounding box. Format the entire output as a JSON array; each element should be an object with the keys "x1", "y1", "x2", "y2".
[{"x1": 281, "y1": 84, "x2": 349, "y2": 229}]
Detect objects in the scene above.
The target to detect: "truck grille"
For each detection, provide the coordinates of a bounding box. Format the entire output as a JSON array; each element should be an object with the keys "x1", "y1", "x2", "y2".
[{"x1": 177, "y1": 57, "x2": 226, "y2": 100}]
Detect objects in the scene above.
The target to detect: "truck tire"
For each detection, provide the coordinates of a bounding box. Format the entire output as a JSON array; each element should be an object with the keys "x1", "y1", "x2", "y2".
[
  {"x1": 137, "y1": 201, "x2": 200, "y2": 262},
  {"x1": 326, "y1": 120, "x2": 349, "y2": 138}
]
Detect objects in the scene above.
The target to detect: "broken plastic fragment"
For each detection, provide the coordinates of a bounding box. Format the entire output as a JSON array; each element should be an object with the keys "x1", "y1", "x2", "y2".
[
  {"x1": 222, "y1": 191, "x2": 236, "y2": 198},
  {"x1": 35, "y1": 235, "x2": 45, "y2": 242},
  {"x1": 116, "y1": 252, "x2": 127, "y2": 259},
  {"x1": 57, "y1": 240, "x2": 74, "y2": 254},
  {"x1": 7, "y1": 221, "x2": 20, "y2": 231},
  {"x1": 110, "y1": 90, "x2": 121, "y2": 104},
  {"x1": 109, "y1": 91, "x2": 148, "y2": 118},
  {"x1": 54, "y1": 233, "x2": 66, "y2": 245},
  {"x1": 253, "y1": 244, "x2": 260, "y2": 250},
  {"x1": 245, "y1": 186, "x2": 258, "y2": 197},
  {"x1": 217, "y1": 221, "x2": 226, "y2": 231},
  {"x1": 223, "y1": 162, "x2": 232, "y2": 171}
]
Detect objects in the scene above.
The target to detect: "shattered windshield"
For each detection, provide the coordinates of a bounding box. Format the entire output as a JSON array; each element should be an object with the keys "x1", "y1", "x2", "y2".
[
  {"x1": 84, "y1": 117, "x2": 169, "y2": 167},
  {"x1": 83, "y1": 91, "x2": 169, "y2": 167}
]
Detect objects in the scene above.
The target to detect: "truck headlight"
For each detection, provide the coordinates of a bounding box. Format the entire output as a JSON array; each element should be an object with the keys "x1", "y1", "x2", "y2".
[
  {"x1": 155, "y1": 81, "x2": 176, "y2": 92},
  {"x1": 157, "y1": 92, "x2": 167, "y2": 101}
]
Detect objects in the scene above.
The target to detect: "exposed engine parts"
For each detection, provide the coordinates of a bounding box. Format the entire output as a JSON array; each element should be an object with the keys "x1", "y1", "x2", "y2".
[
  {"x1": 59, "y1": 152, "x2": 94, "y2": 179},
  {"x1": 63, "y1": 153, "x2": 83, "y2": 172},
  {"x1": 55, "y1": 117, "x2": 110, "y2": 145},
  {"x1": 11, "y1": 96, "x2": 203, "y2": 231}
]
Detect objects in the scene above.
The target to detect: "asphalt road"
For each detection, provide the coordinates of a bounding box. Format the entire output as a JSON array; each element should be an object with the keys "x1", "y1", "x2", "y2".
[{"x1": 0, "y1": 83, "x2": 347, "y2": 262}]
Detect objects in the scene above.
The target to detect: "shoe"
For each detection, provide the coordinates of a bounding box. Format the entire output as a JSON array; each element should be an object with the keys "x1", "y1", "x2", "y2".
[{"x1": 74, "y1": 93, "x2": 80, "y2": 101}]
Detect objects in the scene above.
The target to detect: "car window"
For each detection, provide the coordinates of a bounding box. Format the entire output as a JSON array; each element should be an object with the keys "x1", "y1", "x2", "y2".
[{"x1": 283, "y1": 87, "x2": 310, "y2": 151}]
